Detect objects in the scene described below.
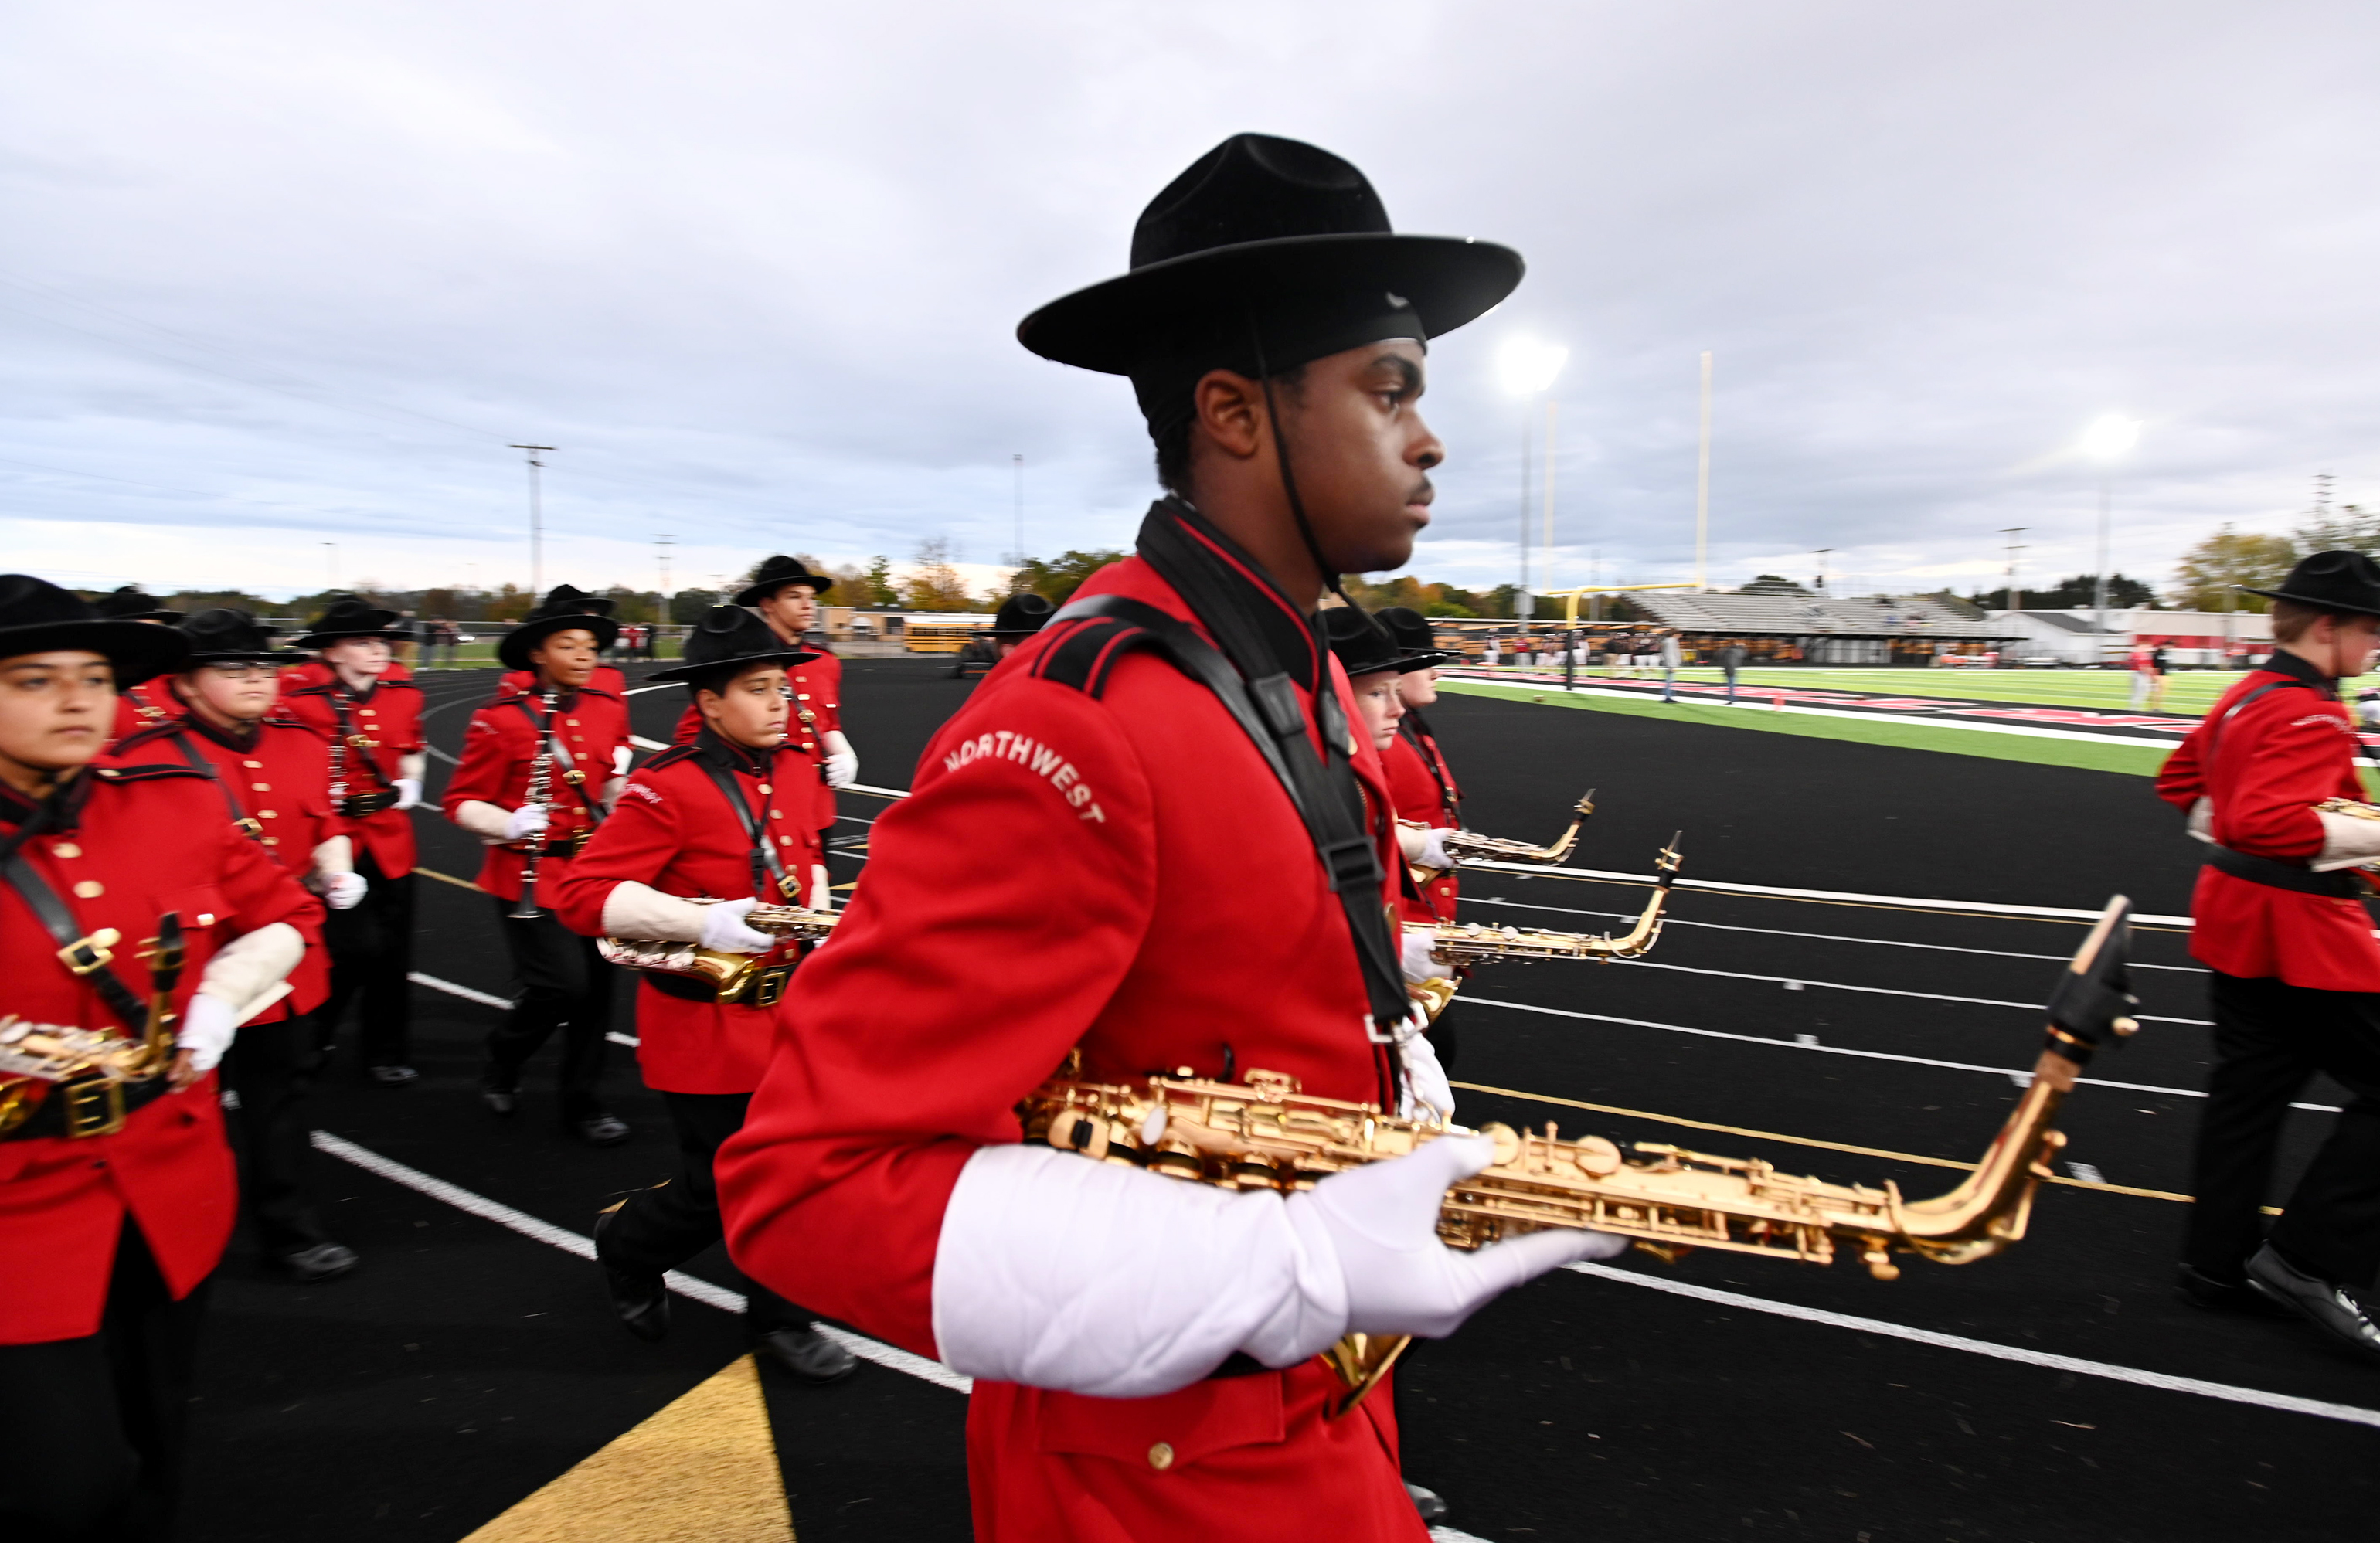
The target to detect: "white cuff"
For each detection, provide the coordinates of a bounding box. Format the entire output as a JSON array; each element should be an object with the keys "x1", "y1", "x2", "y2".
[
  {"x1": 196, "y1": 922, "x2": 305, "y2": 1022},
  {"x1": 452, "y1": 800, "x2": 515, "y2": 843},
  {"x1": 1401, "y1": 1029, "x2": 1456, "y2": 1122},
  {"x1": 2186, "y1": 796, "x2": 2212, "y2": 844},
  {"x1": 397, "y1": 752, "x2": 428, "y2": 783},
  {"x1": 612, "y1": 746, "x2": 634, "y2": 777},
  {"x1": 2313, "y1": 808, "x2": 2380, "y2": 871},
  {"x1": 930, "y1": 1143, "x2": 1345, "y2": 1399},
  {"x1": 599, "y1": 881, "x2": 710, "y2": 943},
  {"x1": 309, "y1": 834, "x2": 354, "y2": 877}
]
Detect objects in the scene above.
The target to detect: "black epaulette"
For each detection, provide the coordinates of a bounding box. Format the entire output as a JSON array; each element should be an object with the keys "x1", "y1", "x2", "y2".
[
  {"x1": 643, "y1": 744, "x2": 701, "y2": 770},
  {"x1": 110, "y1": 721, "x2": 188, "y2": 756},
  {"x1": 1029, "y1": 616, "x2": 1161, "y2": 700},
  {"x1": 90, "y1": 763, "x2": 208, "y2": 784}
]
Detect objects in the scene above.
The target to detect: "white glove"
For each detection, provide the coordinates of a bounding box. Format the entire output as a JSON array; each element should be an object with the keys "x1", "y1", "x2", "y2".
[
  {"x1": 1401, "y1": 1028, "x2": 1455, "y2": 1122},
  {"x1": 1401, "y1": 927, "x2": 1449, "y2": 984},
  {"x1": 698, "y1": 896, "x2": 775, "y2": 954},
  {"x1": 1290, "y1": 1133, "x2": 1628, "y2": 1341},
  {"x1": 175, "y1": 993, "x2": 239, "y2": 1075},
  {"x1": 392, "y1": 777, "x2": 423, "y2": 811},
  {"x1": 1397, "y1": 824, "x2": 1456, "y2": 868},
  {"x1": 2185, "y1": 796, "x2": 2212, "y2": 844},
  {"x1": 612, "y1": 745, "x2": 634, "y2": 777},
  {"x1": 321, "y1": 871, "x2": 369, "y2": 910},
  {"x1": 505, "y1": 804, "x2": 550, "y2": 842},
  {"x1": 821, "y1": 730, "x2": 858, "y2": 789}
]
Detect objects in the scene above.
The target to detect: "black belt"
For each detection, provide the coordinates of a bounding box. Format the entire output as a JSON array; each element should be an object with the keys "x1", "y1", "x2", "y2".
[
  {"x1": 0, "y1": 1072, "x2": 172, "y2": 1142},
  {"x1": 2204, "y1": 844, "x2": 2365, "y2": 899},
  {"x1": 340, "y1": 789, "x2": 400, "y2": 818}
]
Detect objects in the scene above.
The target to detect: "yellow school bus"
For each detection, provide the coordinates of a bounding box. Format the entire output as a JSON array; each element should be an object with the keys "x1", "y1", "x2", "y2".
[{"x1": 904, "y1": 619, "x2": 995, "y2": 654}]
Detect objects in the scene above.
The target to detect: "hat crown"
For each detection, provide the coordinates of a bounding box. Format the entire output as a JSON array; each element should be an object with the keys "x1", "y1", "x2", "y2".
[
  {"x1": 0, "y1": 575, "x2": 99, "y2": 628},
  {"x1": 182, "y1": 607, "x2": 277, "y2": 654},
  {"x1": 2259, "y1": 549, "x2": 2380, "y2": 615},
  {"x1": 1321, "y1": 604, "x2": 1399, "y2": 675},
  {"x1": 1131, "y1": 134, "x2": 1391, "y2": 271},
  {"x1": 1373, "y1": 606, "x2": 1434, "y2": 654},
  {"x1": 680, "y1": 606, "x2": 787, "y2": 670},
  {"x1": 992, "y1": 592, "x2": 1056, "y2": 633},
  {"x1": 94, "y1": 586, "x2": 167, "y2": 619},
  {"x1": 530, "y1": 584, "x2": 614, "y2": 619}
]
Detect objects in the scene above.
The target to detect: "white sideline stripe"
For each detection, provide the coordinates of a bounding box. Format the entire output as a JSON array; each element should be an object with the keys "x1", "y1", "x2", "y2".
[
  {"x1": 1462, "y1": 896, "x2": 2208, "y2": 973},
  {"x1": 1470, "y1": 858, "x2": 2196, "y2": 929},
  {"x1": 1460, "y1": 995, "x2": 2342, "y2": 1113},
  {"x1": 1606, "y1": 956, "x2": 2213, "y2": 1025},
  {"x1": 631, "y1": 734, "x2": 666, "y2": 752},
  {"x1": 410, "y1": 971, "x2": 512, "y2": 1010},
  {"x1": 1566, "y1": 1261, "x2": 2380, "y2": 1432},
  {"x1": 308, "y1": 1130, "x2": 973, "y2": 1395}
]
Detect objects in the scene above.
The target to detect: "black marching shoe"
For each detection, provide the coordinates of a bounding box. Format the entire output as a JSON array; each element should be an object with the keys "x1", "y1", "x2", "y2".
[
  {"x1": 369, "y1": 1064, "x2": 419, "y2": 1087},
  {"x1": 575, "y1": 1111, "x2": 631, "y2": 1147},
  {"x1": 751, "y1": 1326, "x2": 858, "y2": 1384},
  {"x1": 2245, "y1": 1244, "x2": 2380, "y2": 1359},
  {"x1": 593, "y1": 1205, "x2": 670, "y2": 1342},
  {"x1": 2177, "y1": 1263, "x2": 2293, "y2": 1319},
  {"x1": 480, "y1": 1066, "x2": 519, "y2": 1116},
  {"x1": 277, "y1": 1242, "x2": 359, "y2": 1283},
  {"x1": 1405, "y1": 1482, "x2": 1448, "y2": 1524}
]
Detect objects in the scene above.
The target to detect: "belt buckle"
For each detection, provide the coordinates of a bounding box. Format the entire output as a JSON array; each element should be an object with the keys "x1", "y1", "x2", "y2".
[
  {"x1": 235, "y1": 816, "x2": 264, "y2": 838},
  {"x1": 57, "y1": 927, "x2": 123, "y2": 977},
  {"x1": 569, "y1": 831, "x2": 591, "y2": 856},
  {"x1": 748, "y1": 964, "x2": 792, "y2": 1008},
  {"x1": 62, "y1": 1076, "x2": 128, "y2": 1139}
]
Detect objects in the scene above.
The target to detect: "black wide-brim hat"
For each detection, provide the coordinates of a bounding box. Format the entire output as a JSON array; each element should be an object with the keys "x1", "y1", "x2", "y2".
[
  {"x1": 498, "y1": 609, "x2": 620, "y2": 671},
  {"x1": 990, "y1": 592, "x2": 1056, "y2": 636},
  {"x1": 0, "y1": 574, "x2": 189, "y2": 685},
  {"x1": 648, "y1": 605, "x2": 818, "y2": 683},
  {"x1": 1374, "y1": 606, "x2": 1457, "y2": 667},
  {"x1": 178, "y1": 607, "x2": 282, "y2": 663},
  {"x1": 294, "y1": 594, "x2": 408, "y2": 649},
  {"x1": 93, "y1": 586, "x2": 182, "y2": 622},
  {"x1": 1321, "y1": 604, "x2": 1436, "y2": 678},
  {"x1": 734, "y1": 556, "x2": 835, "y2": 607},
  {"x1": 1018, "y1": 134, "x2": 1523, "y2": 394},
  {"x1": 2242, "y1": 550, "x2": 2380, "y2": 617}
]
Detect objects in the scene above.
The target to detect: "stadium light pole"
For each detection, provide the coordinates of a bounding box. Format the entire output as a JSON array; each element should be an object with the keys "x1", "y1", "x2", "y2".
[
  {"x1": 2000, "y1": 527, "x2": 2027, "y2": 611},
  {"x1": 2079, "y1": 416, "x2": 2140, "y2": 659},
  {"x1": 1695, "y1": 351, "x2": 1713, "y2": 590},
  {"x1": 510, "y1": 444, "x2": 554, "y2": 596},
  {"x1": 1498, "y1": 338, "x2": 1568, "y2": 631}
]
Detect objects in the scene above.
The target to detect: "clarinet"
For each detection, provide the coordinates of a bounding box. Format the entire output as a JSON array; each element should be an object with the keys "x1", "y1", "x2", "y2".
[{"x1": 508, "y1": 690, "x2": 558, "y2": 920}]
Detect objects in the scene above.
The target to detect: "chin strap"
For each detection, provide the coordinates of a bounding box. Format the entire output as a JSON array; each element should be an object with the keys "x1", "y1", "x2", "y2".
[{"x1": 1249, "y1": 320, "x2": 1351, "y2": 610}]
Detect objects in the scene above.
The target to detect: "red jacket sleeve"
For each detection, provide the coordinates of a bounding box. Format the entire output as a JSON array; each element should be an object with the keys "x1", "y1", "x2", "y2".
[
  {"x1": 2155, "y1": 726, "x2": 2205, "y2": 813},
  {"x1": 717, "y1": 677, "x2": 1156, "y2": 1358},
  {"x1": 2217, "y1": 703, "x2": 2359, "y2": 861},
  {"x1": 440, "y1": 707, "x2": 516, "y2": 817},
  {"x1": 548, "y1": 769, "x2": 684, "y2": 938}
]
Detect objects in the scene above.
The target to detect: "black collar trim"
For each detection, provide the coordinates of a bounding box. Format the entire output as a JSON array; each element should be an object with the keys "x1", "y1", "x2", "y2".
[
  {"x1": 1137, "y1": 498, "x2": 1321, "y2": 692},
  {"x1": 2260, "y1": 648, "x2": 2339, "y2": 700},
  {"x1": 695, "y1": 726, "x2": 775, "y2": 780},
  {"x1": 0, "y1": 768, "x2": 94, "y2": 835}
]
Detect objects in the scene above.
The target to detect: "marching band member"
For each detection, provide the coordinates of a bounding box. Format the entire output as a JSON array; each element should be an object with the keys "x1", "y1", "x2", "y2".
[
  {"x1": 2160, "y1": 550, "x2": 2380, "y2": 1356},
  {"x1": 92, "y1": 587, "x2": 184, "y2": 743},
  {"x1": 281, "y1": 597, "x2": 428, "y2": 1086},
  {"x1": 442, "y1": 594, "x2": 635, "y2": 1147},
  {"x1": 109, "y1": 609, "x2": 363, "y2": 1284},
  {"x1": 1375, "y1": 606, "x2": 1464, "y2": 926},
  {"x1": 0, "y1": 578, "x2": 319, "y2": 1538},
  {"x1": 549, "y1": 606, "x2": 857, "y2": 1384},
  {"x1": 717, "y1": 135, "x2": 1616, "y2": 1540},
  {"x1": 985, "y1": 591, "x2": 1056, "y2": 661},
  {"x1": 500, "y1": 586, "x2": 627, "y2": 698}
]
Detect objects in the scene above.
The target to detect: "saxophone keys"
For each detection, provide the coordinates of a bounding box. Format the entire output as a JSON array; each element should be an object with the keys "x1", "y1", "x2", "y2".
[{"x1": 1861, "y1": 1246, "x2": 1902, "y2": 1282}]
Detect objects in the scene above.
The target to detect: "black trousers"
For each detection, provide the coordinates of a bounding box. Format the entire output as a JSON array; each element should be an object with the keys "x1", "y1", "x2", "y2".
[
  {"x1": 603, "y1": 1091, "x2": 802, "y2": 1334},
  {"x1": 0, "y1": 1223, "x2": 208, "y2": 1541},
  {"x1": 220, "y1": 1012, "x2": 328, "y2": 1252},
  {"x1": 488, "y1": 899, "x2": 614, "y2": 1122},
  {"x1": 320, "y1": 854, "x2": 415, "y2": 1069},
  {"x1": 2184, "y1": 971, "x2": 2380, "y2": 1286}
]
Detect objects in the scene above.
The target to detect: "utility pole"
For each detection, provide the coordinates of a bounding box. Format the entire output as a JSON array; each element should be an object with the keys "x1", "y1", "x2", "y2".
[
  {"x1": 656, "y1": 533, "x2": 675, "y2": 624},
  {"x1": 1999, "y1": 527, "x2": 2027, "y2": 611},
  {"x1": 1542, "y1": 398, "x2": 1558, "y2": 594},
  {"x1": 1814, "y1": 549, "x2": 1832, "y2": 596},
  {"x1": 1695, "y1": 351, "x2": 1713, "y2": 590},
  {"x1": 510, "y1": 444, "x2": 554, "y2": 596},
  {"x1": 1012, "y1": 453, "x2": 1025, "y2": 569},
  {"x1": 1517, "y1": 413, "x2": 1532, "y2": 630}
]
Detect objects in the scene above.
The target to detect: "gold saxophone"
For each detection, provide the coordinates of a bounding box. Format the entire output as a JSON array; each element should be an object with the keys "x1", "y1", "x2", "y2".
[
  {"x1": 0, "y1": 913, "x2": 187, "y2": 1138},
  {"x1": 597, "y1": 902, "x2": 839, "y2": 1004},
  {"x1": 1018, "y1": 896, "x2": 2139, "y2": 1412},
  {"x1": 1405, "y1": 787, "x2": 1595, "y2": 881},
  {"x1": 1406, "y1": 836, "x2": 1682, "y2": 1020}
]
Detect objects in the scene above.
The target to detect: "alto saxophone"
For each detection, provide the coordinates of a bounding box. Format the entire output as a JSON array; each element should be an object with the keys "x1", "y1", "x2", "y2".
[
  {"x1": 597, "y1": 902, "x2": 839, "y2": 1004},
  {"x1": 0, "y1": 913, "x2": 186, "y2": 1137},
  {"x1": 1018, "y1": 896, "x2": 2139, "y2": 1413},
  {"x1": 1406, "y1": 835, "x2": 1682, "y2": 1020},
  {"x1": 1405, "y1": 787, "x2": 1595, "y2": 880}
]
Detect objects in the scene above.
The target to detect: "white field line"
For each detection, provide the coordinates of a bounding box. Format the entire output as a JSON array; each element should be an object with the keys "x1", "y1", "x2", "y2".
[
  {"x1": 1566, "y1": 1261, "x2": 2380, "y2": 1433},
  {"x1": 1461, "y1": 995, "x2": 2340, "y2": 1113},
  {"x1": 1470, "y1": 858, "x2": 2195, "y2": 930},
  {"x1": 409, "y1": 971, "x2": 512, "y2": 1010},
  {"x1": 307, "y1": 1129, "x2": 2380, "y2": 1446},
  {"x1": 308, "y1": 1130, "x2": 971, "y2": 1394},
  {"x1": 1601, "y1": 957, "x2": 2213, "y2": 1026}
]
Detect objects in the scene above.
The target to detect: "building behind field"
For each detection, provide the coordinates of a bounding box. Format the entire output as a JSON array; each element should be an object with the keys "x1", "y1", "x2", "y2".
[
  {"x1": 1987, "y1": 607, "x2": 2268, "y2": 668},
  {"x1": 1615, "y1": 590, "x2": 2018, "y2": 666}
]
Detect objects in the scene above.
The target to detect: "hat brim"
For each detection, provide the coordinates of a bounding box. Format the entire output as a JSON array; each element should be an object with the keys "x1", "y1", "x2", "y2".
[
  {"x1": 294, "y1": 626, "x2": 409, "y2": 649},
  {"x1": 498, "y1": 614, "x2": 620, "y2": 671},
  {"x1": 2239, "y1": 586, "x2": 2380, "y2": 617},
  {"x1": 185, "y1": 650, "x2": 286, "y2": 664},
  {"x1": 647, "y1": 645, "x2": 821, "y2": 684},
  {"x1": 1018, "y1": 232, "x2": 1525, "y2": 375},
  {"x1": 734, "y1": 575, "x2": 835, "y2": 607},
  {"x1": 0, "y1": 619, "x2": 189, "y2": 688}
]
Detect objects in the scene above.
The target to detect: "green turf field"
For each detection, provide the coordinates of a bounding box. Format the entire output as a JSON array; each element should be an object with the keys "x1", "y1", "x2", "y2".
[{"x1": 1470, "y1": 664, "x2": 2244, "y2": 715}]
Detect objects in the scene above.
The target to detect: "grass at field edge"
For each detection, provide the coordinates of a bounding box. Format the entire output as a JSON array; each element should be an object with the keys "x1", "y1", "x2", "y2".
[{"x1": 1438, "y1": 678, "x2": 2172, "y2": 777}]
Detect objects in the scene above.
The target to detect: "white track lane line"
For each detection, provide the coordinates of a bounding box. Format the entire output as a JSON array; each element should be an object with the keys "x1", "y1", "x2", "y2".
[
  {"x1": 1566, "y1": 1261, "x2": 2380, "y2": 1432},
  {"x1": 309, "y1": 1129, "x2": 971, "y2": 1394},
  {"x1": 1595, "y1": 956, "x2": 2212, "y2": 1025},
  {"x1": 1460, "y1": 996, "x2": 2342, "y2": 1113},
  {"x1": 409, "y1": 971, "x2": 512, "y2": 1010}
]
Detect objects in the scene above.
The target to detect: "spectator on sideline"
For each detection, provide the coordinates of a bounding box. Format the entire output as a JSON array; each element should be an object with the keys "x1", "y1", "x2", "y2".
[
  {"x1": 2149, "y1": 642, "x2": 2171, "y2": 711},
  {"x1": 2129, "y1": 641, "x2": 2156, "y2": 706},
  {"x1": 1717, "y1": 641, "x2": 1747, "y2": 703},
  {"x1": 1659, "y1": 629, "x2": 1683, "y2": 702}
]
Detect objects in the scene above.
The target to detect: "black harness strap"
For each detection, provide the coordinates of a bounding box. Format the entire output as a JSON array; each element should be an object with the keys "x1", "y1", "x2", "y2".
[
  {"x1": 1399, "y1": 709, "x2": 1460, "y2": 826},
  {"x1": 2198, "y1": 675, "x2": 2358, "y2": 896},
  {"x1": 164, "y1": 728, "x2": 267, "y2": 842},
  {"x1": 511, "y1": 694, "x2": 609, "y2": 830},
  {"x1": 693, "y1": 752, "x2": 797, "y2": 901},
  {"x1": 0, "y1": 801, "x2": 154, "y2": 1035}
]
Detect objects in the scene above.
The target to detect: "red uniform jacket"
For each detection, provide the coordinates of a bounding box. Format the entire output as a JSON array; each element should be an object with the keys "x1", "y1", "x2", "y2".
[
  {"x1": 442, "y1": 682, "x2": 632, "y2": 903},
  {"x1": 717, "y1": 507, "x2": 1422, "y2": 1542},
  {"x1": 278, "y1": 664, "x2": 427, "y2": 878},
  {"x1": 670, "y1": 649, "x2": 840, "y2": 831},
  {"x1": 550, "y1": 735, "x2": 823, "y2": 1094},
  {"x1": 2157, "y1": 652, "x2": 2380, "y2": 991},
  {"x1": 0, "y1": 766, "x2": 323, "y2": 1342},
  {"x1": 107, "y1": 716, "x2": 342, "y2": 1018},
  {"x1": 108, "y1": 678, "x2": 178, "y2": 746},
  {"x1": 1385, "y1": 716, "x2": 1462, "y2": 923}
]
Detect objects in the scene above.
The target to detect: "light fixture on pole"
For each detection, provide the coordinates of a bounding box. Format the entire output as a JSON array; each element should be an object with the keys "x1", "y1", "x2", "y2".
[
  {"x1": 1814, "y1": 549, "x2": 1832, "y2": 596},
  {"x1": 2079, "y1": 415, "x2": 2139, "y2": 657},
  {"x1": 1498, "y1": 338, "x2": 1568, "y2": 628},
  {"x1": 656, "y1": 534, "x2": 675, "y2": 626},
  {"x1": 510, "y1": 444, "x2": 555, "y2": 596},
  {"x1": 1999, "y1": 527, "x2": 2027, "y2": 611}
]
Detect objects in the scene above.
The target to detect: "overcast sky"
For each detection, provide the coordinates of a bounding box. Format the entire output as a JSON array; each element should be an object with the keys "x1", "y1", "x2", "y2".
[{"x1": 5, "y1": 1, "x2": 2376, "y2": 604}]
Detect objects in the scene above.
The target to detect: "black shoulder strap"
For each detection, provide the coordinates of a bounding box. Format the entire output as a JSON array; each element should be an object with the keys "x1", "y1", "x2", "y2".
[
  {"x1": 0, "y1": 798, "x2": 153, "y2": 1032},
  {"x1": 512, "y1": 694, "x2": 608, "y2": 828},
  {"x1": 160, "y1": 728, "x2": 267, "y2": 842},
  {"x1": 323, "y1": 691, "x2": 393, "y2": 791},
  {"x1": 1050, "y1": 591, "x2": 1413, "y2": 1052},
  {"x1": 2206, "y1": 679, "x2": 2315, "y2": 762},
  {"x1": 1399, "y1": 711, "x2": 1460, "y2": 825},
  {"x1": 692, "y1": 753, "x2": 797, "y2": 901}
]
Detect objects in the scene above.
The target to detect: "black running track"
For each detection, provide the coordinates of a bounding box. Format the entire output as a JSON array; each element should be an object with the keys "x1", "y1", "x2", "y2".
[{"x1": 179, "y1": 658, "x2": 2375, "y2": 1543}]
